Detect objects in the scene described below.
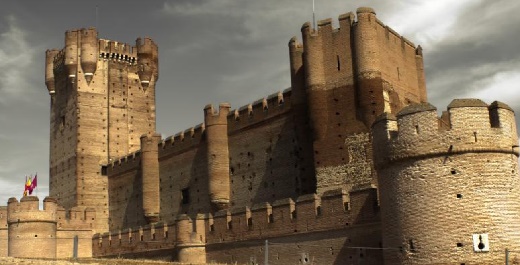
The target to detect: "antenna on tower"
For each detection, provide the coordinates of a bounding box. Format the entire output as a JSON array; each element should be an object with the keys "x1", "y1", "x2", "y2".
[
  {"x1": 312, "y1": 0, "x2": 316, "y2": 30},
  {"x1": 95, "y1": 5, "x2": 99, "y2": 29}
]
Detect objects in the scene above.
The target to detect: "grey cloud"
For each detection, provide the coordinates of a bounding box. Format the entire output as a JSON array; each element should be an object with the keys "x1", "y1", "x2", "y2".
[{"x1": 0, "y1": 0, "x2": 518, "y2": 204}]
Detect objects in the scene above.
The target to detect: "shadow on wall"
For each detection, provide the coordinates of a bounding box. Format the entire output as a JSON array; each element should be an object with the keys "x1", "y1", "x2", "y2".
[{"x1": 228, "y1": 106, "x2": 316, "y2": 208}]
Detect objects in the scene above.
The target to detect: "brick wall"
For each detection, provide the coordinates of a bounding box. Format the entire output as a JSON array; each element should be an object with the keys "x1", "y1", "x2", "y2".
[
  {"x1": 373, "y1": 100, "x2": 520, "y2": 264},
  {"x1": 0, "y1": 207, "x2": 7, "y2": 257}
]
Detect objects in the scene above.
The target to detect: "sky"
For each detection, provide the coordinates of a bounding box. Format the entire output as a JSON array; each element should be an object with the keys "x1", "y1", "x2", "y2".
[{"x1": 0, "y1": 0, "x2": 519, "y2": 205}]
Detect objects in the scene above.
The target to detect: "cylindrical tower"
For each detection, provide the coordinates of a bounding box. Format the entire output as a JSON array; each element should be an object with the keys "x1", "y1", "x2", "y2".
[
  {"x1": 136, "y1": 37, "x2": 159, "y2": 87},
  {"x1": 45, "y1": 49, "x2": 59, "y2": 95},
  {"x1": 64, "y1": 30, "x2": 78, "y2": 79},
  {"x1": 288, "y1": 36, "x2": 305, "y2": 106},
  {"x1": 415, "y1": 46, "x2": 427, "y2": 103},
  {"x1": 204, "y1": 103, "x2": 231, "y2": 211},
  {"x1": 80, "y1": 27, "x2": 98, "y2": 84},
  {"x1": 175, "y1": 214, "x2": 206, "y2": 263},
  {"x1": 141, "y1": 133, "x2": 162, "y2": 223},
  {"x1": 373, "y1": 100, "x2": 520, "y2": 265},
  {"x1": 354, "y1": 7, "x2": 384, "y2": 127},
  {"x1": 301, "y1": 21, "x2": 327, "y2": 140},
  {"x1": 7, "y1": 196, "x2": 57, "y2": 259}
]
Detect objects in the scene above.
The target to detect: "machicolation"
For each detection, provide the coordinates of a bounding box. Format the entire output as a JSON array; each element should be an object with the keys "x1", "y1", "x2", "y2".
[{"x1": 0, "y1": 6, "x2": 518, "y2": 265}]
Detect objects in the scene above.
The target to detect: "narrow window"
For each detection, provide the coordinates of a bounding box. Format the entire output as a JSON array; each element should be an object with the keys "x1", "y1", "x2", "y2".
[
  {"x1": 337, "y1": 55, "x2": 341, "y2": 71},
  {"x1": 181, "y1": 188, "x2": 190, "y2": 204}
]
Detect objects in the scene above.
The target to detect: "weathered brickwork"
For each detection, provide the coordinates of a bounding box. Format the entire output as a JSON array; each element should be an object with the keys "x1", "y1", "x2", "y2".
[
  {"x1": 373, "y1": 100, "x2": 520, "y2": 265},
  {"x1": 0, "y1": 5, "x2": 511, "y2": 265},
  {"x1": 46, "y1": 29, "x2": 159, "y2": 233},
  {"x1": 94, "y1": 189, "x2": 382, "y2": 264},
  {"x1": 5, "y1": 196, "x2": 94, "y2": 259},
  {"x1": 0, "y1": 207, "x2": 7, "y2": 257},
  {"x1": 292, "y1": 7, "x2": 426, "y2": 195}
]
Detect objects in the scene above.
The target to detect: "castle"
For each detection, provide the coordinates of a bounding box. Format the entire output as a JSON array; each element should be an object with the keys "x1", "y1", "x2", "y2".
[{"x1": 0, "y1": 6, "x2": 518, "y2": 265}]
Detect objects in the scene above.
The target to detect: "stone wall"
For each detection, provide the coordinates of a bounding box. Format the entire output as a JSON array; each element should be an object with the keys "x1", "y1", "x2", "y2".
[
  {"x1": 373, "y1": 100, "x2": 520, "y2": 265},
  {"x1": 94, "y1": 188, "x2": 383, "y2": 264},
  {"x1": 0, "y1": 206, "x2": 7, "y2": 257},
  {"x1": 46, "y1": 29, "x2": 159, "y2": 233}
]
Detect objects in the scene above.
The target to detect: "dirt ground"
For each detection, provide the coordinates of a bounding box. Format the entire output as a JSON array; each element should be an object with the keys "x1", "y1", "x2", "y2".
[{"x1": 0, "y1": 257, "x2": 227, "y2": 265}]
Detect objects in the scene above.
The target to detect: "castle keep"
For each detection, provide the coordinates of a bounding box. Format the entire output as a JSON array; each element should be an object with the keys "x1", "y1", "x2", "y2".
[{"x1": 0, "y1": 6, "x2": 518, "y2": 265}]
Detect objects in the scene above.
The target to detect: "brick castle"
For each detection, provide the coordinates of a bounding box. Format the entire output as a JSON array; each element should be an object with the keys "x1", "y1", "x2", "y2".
[{"x1": 0, "y1": 7, "x2": 519, "y2": 265}]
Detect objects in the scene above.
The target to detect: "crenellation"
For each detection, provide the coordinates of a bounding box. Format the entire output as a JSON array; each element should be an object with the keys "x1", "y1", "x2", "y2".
[
  {"x1": 227, "y1": 89, "x2": 292, "y2": 133},
  {"x1": 27, "y1": 6, "x2": 520, "y2": 265},
  {"x1": 158, "y1": 123, "x2": 205, "y2": 157},
  {"x1": 103, "y1": 150, "x2": 141, "y2": 176},
  {"x1": 374, "y1": 100, "x2": 519, "y2": 169}
]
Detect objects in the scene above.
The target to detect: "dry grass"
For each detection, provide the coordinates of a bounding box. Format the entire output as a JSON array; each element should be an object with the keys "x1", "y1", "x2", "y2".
[{"x1": 0, "y1": 257, "x2": 229, "y2": 265}]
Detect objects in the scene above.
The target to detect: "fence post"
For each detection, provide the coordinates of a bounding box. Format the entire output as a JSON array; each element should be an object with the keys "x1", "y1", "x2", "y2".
[
  {"x1": 73, "y1": 235, "x2": 78, "y2": 259},
  {"x1": 265, "y1": 239, "x2": 268, "y2": 265}
]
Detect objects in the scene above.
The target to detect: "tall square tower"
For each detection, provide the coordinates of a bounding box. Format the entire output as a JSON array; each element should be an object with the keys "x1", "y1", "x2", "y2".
[{"x1": 45, "y1": 28, "x2": 158, "y2": 232}]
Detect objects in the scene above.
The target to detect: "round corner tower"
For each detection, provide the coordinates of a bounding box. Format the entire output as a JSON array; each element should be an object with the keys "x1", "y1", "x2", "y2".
[
  {"x1": 7, "y1": 196, "x2": 58, "y2": 259},
  {"x1": 372, "y1": 99, "x2": 520, "y2": 264},
  {"x1": 175, "y1": 214, "x2": 207, "y2": 264},
  {"x1": 204, "y1": 103, "x2": 231, "y2": 211}
]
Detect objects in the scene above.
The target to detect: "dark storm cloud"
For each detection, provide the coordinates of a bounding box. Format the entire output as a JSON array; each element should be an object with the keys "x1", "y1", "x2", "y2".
[
  {"x1": 423, "y1": 0, "x2": 520, "y2": 109},
  {"x1": 0, "y1": 0, "x2": 518, "y2": 204}
]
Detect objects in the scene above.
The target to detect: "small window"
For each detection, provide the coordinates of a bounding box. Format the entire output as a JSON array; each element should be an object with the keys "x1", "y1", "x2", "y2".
[
  {"x1": 181, "y1": 188, "x2": 190, "y2": 204},
  {"x1": 59, "y1": 115, "x2": 65, "y2": 131}
]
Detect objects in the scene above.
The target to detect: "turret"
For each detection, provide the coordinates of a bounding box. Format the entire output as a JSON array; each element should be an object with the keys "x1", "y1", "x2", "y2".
[
  {"x1": 204, "y1": 103, "x2": 231, "y2": 211},
  {"x1": 80, "y1": 28, "x2": 98, "y2": 84},
  {"x1": 7, "y1": 196, "x2": 57, "y2": 259},
  {"x1": 140, "y1": 133, "x2": 162, "y2": 223},
  {"x1": 45, "y1": 49, "x2": 59, "y2": 95},
  {"x1": 373, "y1": 100, "x2": 520, "y2": 265},
  {"x1": 354, "y1": 7, "x2": 383, "y2": 127},
  {"x1": 175, "y1": 214, "x2": 206, "y2": 263},
  {"x1": 301, "y1": 21, "x2": 327, "y2": 140},
  {"x1": 136, "y1": 37, "x2": 159, "y2": 87},
  {"x1": 64, "y1": 30, "x2": 79, "y2": 80},
  {"x1": 288, "y1": 37, "x2": 305, "y2": 106},
  {"x1": 415, "y1": 46, "x2": 427, "y2": 102}
]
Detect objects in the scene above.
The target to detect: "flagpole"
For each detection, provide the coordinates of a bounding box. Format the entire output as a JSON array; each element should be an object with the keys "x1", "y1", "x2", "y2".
[{"x1": 35, "y1": 173, "x2": 38, "y2": 199}]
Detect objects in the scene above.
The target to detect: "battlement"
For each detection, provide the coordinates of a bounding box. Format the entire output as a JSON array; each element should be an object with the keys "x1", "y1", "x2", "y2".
[
  {"x1": 93, "y1": 188, "x2": 379, "y2": 259},
  {"x1": 98, "y1": 39, "x2": 137, "y2": 64},
  {"x1": 297, "y1": 7, "x2": 418, "y2": 53},
  {"x1": 103, "y1": 151, "x2": 141, "y2": 176},
  {"x1": 227, "y1": 88, "x2": 291, "y2": 133},
  {"x1": 206, "y1": 188, "x2": 378, "y2": 243},
  {"x1": 372, "y1": 99, "x2": 519, "y2": 167},
  {"x1": 7, "y1": 196, "x2": 56, "y2": 223},
  {"x1": 48, "y1": 28, "x2": 159, "y2": 83},
  {"x1": 160, "y1": 123, "x2": 206, "y2": 157},
  {"x1": 56, "y1": 205, "x2": 96, "y2": 230},
  {"x1": 204, "y1": 103, "x2": 230, "y2": 126},
  {"x1": 102, "y1": 122, "x2": 207, "y2": 177},
  {"x1": 6, "y1": 196, "x2": 95, "y2": 229}
]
